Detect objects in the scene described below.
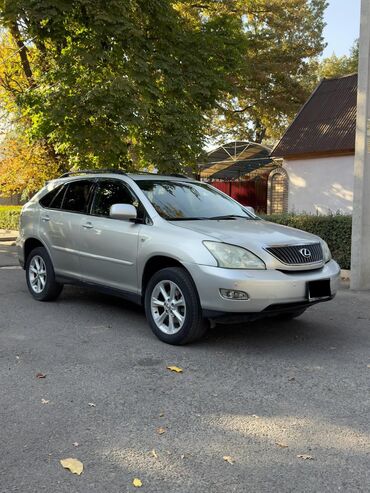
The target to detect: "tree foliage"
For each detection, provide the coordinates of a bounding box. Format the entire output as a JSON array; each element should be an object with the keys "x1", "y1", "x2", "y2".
[
  {"x1": 205, "y1": 0, "x2": 328, "y2": 144},
  {"x1": 0, "y1": 132, "x2": 60, "y2": 199},
  {"x1": 0, "y1": 0, "x2": 328, "y2": 172},
  {"x1": 310, "y1": 40, "x2": 359, "y2": 82}
]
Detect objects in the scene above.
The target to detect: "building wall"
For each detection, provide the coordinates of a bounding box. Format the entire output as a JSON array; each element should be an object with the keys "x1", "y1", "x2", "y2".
[{"x1": 283, "y1": 155, "x2": 354, "y2": 214}]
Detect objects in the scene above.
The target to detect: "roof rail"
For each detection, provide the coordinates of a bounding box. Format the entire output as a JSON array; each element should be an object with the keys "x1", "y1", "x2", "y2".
[
  {"x1": 169, "y1": 173, "x2": 190, "y2": 179},
  {"x1": 58, "y1": 169, "x2": 191, "y2": 179},
  {"x1": 59, "y1": 168, "x2": 127, "y2": 178}
]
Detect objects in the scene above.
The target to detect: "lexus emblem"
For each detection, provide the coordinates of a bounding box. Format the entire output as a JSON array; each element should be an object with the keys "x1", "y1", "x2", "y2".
[{"x1": 299, "y1": 248, "x2": 312, "y2": 258}]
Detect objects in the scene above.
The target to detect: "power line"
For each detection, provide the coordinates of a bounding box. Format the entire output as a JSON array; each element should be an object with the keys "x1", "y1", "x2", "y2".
[{"x1": 0, "y1": 36, "x2": 36, "y2": 69}]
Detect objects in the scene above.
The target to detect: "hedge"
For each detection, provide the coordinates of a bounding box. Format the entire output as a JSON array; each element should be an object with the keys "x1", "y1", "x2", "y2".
[
  {"x1": 0, "y1": 206, "x2": 22, "y2": 231},
  {"x1": 262, "y1": 213, "x2": 352, "y2": 269}
]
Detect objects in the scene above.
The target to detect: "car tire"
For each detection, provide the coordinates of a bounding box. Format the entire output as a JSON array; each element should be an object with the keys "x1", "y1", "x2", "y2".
[
  {"x1": 277, "y1": 308, "x2": 307, "y2": 320},
  {"x1": 26, "y1": 247, "x2": 63, "y2": 301},
  {"x1": 144, "y1": 267, "x2": 207, "y2": 345}
]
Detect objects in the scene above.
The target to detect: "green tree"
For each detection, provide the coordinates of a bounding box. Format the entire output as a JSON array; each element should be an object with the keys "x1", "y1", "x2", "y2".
[
  {"x1": 313, "y1": 40, "x2": 359, "y2": 81},
  {"x1": 205, "y1": 0, "x2": 328, "y2": 144},
  {"x1": 0, "y1": 0, "x2": 327, "y2": 170}
]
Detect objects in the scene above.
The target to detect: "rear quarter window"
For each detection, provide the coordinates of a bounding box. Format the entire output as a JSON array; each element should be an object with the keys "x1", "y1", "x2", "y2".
[{"x1": 39, "y1": 184, "x2": 66, "y2": 209}]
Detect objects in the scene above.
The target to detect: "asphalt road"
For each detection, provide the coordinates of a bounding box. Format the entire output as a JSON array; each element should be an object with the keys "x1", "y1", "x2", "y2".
[{"x1": 0, "y1": 244, "x2": 370, "y2": 493}]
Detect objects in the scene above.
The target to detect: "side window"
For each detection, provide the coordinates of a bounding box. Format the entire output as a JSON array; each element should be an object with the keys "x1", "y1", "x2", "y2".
[
  {"x1": 62, "y1": 180, "x2": 94, "y2": 214},
  {"x1": 39, "y1": 184, "x2": 67, "y2": 209},
  {"x1": 91, "y1": 180, "x2": 137, "y2": 217}
]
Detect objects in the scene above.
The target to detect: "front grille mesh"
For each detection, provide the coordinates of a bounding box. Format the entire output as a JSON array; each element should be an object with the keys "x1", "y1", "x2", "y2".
[{"x1": 266, "y1": 243, "x2": 323, "y2": 265}]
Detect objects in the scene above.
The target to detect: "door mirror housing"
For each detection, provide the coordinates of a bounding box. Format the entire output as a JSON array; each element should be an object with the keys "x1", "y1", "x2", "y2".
[
  {"x1": 109, "y1": 204, "x2": 137, "y2": 221},
  {"x1": 244, "y1": 206, "x2": 256, "y2": 216}
]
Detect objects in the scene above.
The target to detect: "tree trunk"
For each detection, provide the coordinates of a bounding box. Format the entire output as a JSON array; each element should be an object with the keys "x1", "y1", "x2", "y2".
[
  {"x1": 9, "y1": 21, "x2": 34, "y2": 86},
  {"x1": 253, "y1": 119, "x2": 266, "y2": 143}
]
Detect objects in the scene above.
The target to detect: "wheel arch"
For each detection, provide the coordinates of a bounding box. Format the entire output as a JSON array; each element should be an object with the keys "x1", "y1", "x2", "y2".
[
  {"x1": 141, "y1": 255, "x2": 193, "y2": 301},
  {"x1": 24, "y1": 237, "x2": 50, "y2": 267}
]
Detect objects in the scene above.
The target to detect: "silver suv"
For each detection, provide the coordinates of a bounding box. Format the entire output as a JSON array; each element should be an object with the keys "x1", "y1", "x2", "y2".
[{"x1": 17, "y1": 170, "x2": 340, "y2": 344}]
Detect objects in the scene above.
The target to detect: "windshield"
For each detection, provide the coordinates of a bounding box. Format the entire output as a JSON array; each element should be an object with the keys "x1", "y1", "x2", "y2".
[{"x1": 136, "y1": 180, "x2": 257, "y2": 220}]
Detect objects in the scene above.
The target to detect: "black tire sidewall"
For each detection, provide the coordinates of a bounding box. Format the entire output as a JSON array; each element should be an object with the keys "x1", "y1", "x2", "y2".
[
  {"x1": 26, "y1": 247, "x2": 61, "y2": 301},
  {"x1": 144, "y1": 267, "x2": 205, "y2": 345}
]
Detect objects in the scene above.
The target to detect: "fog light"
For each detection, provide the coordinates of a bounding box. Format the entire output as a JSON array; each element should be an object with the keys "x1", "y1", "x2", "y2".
[{"x1": 220, "y1": 289, "x2": 249, "y2": 300}]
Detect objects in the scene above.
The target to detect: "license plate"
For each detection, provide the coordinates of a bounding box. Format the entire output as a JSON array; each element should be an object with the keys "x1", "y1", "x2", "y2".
[{"x1": 307, "y1": 279, "x2": 331, "y2": 301}]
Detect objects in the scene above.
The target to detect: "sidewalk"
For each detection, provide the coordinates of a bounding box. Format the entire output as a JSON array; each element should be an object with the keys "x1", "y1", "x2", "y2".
[{"x1": 0, "y1": 229, "x2": 18, "y2": 242}]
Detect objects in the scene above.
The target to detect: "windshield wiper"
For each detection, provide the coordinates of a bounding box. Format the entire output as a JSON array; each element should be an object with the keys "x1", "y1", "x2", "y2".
[
  {"x1": 208, "y1": 214, "x2": 250, "y2": 220},
  {"x1": 168, "y1": 215, "x2": 252, "y2": 221},
  {"x1": 168, "y1": 217, "x2": 208, "y2": 221}
]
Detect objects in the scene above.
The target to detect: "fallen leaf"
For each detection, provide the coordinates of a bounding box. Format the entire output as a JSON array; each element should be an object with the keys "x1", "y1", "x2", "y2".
[
  {"x1": 133, "y1": 478, "x2": 142, "y2": 488},
  {"x1": 180, "y1": 454, "x2": 185, "y2": 459},
  {"x1": 36, "y1": 372, "x2": 46, "y2": 379},
  {"x1": 288, "y1": 377, "x2": 295, "y2": 381},
  {"x1": 223, "y1": 455, "x2": 234, "y2": 465},
  {"x1": 73, "y1": 442, "x2": 79, "y2": 447},
  {"x1": 157, "y1": 427, "x2": 166, "y2": 435},
  {"x1": 252, "y1": 414, "x2": 259, "y2": 419},
  {"x1": 167, "y1": 365, "x2": 183, "y2": 373},
  {"x1": 60, "y1": 458, "x2": 84, "y2": 475},
  {"x1": 297, "y1": 454, "x2": 314, "y2": 460},
  {"x1": 367, "y1": 365, "x2": 370, "y2": 368},
  {"x1": 275, "y1": 442, "x2": 288, "y2": 448},
  {"x1": 16, "y1": 355, "x2": 20, "y2": 360},
  {"x1": 41, "y1": 399, "x2": 49, "y2": 404},
  {"x1": 88, "y1": 402, "x2": 96, "y2": 407},
  {"x1": 159, "y1": 412, "x2": 164, "y2": 417},
  {"x1": 151, "y1": 449, "x2": 158, "y2": 459}
]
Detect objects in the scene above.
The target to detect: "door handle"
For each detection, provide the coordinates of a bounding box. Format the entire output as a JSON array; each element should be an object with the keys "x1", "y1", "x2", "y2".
[
  {"x1": 41, "y1": 215, "x2": 50, "y2": 222},
  {"x1": 82, "y1": 222, "x2": 94, "y2": 229}
]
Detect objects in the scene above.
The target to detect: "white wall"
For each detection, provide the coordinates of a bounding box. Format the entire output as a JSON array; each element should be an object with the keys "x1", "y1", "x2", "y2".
[{"x1": 283, "y1": 155, "x2": 354, "y2": 214}]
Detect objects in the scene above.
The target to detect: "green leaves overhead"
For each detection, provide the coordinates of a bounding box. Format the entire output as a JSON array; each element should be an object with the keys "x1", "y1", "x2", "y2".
[{"x1": 0, "y1": 0, "x2": 327, "y2": 171}]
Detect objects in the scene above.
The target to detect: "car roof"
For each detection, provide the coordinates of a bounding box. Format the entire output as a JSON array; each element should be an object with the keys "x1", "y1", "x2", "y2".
[{"x1": 48, "y1": 172, "x2": 195, "y2": 186}]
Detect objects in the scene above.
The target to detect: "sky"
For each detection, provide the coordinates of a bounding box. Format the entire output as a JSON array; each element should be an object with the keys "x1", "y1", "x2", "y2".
[{"x1": 322, "y1": 0, "x2": 361, "y2": 57}]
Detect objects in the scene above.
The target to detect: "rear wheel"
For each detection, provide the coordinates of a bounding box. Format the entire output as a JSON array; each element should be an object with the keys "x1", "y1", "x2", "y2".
[
  {"x1": 26, "y1": 247, "x2": 63, "y2": 301},
  {"x1": 144, "y1": 267, "x2": 207, "y2": 345}
]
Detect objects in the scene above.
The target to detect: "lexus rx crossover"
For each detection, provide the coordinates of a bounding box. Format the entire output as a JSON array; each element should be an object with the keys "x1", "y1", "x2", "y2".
[{"x1": 17, "y1": 171, "x2": 340, "y2": 345}]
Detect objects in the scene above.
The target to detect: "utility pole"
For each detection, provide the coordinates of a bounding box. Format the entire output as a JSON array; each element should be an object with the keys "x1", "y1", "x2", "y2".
[{"x1": 351, "y1": 0, "x2": 370, "y2": 290}]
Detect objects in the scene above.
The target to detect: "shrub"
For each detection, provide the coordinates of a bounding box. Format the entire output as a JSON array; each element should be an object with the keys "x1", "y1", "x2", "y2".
[
  {"x1": 0, "y1": 205, "x2": 22, "y2": 231},
  {"x1": 262, "y1": 213, "x2": 352, "y2": 269}
]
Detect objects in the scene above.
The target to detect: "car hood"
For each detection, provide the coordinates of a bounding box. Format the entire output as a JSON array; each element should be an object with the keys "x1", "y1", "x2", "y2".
[{"x1": 171, "y1": 218, "x2": 321, "y2": 249}]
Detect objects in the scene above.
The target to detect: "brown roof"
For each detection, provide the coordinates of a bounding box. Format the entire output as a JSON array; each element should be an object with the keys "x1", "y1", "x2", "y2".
[{"x1": 271, "y1": 74, "x2": 357, "y2": 158}]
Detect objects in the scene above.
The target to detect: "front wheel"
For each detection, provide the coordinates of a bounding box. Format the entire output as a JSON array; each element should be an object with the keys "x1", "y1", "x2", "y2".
[
  {"x1": 26, "y1": 247, "x2": 63, "y2": 301},
  {"x1": 144, "y1": 267, "x2": 207, "y2": 345}
]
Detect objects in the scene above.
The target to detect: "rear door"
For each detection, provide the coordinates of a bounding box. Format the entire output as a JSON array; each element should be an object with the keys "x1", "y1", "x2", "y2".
[
  {"x1": 78, "y1": 178, "x2": 143, "y2": 293},
  {"x1": 39, "y1": 179, "x2": 95, "y2": 279}
]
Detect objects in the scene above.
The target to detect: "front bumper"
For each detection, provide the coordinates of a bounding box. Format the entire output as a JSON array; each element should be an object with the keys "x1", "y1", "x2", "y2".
[{"x1": 184, "y1": 259, "x2": 340, "y2": 315}]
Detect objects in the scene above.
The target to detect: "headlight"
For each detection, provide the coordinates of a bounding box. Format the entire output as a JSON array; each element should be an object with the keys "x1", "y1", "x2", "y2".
[
  {"x1": 203, "y1": 241, "x2": 266, "y2": 269},
  {"x1": 321, "y1": 240, "x2": 332, "y2": 263}
]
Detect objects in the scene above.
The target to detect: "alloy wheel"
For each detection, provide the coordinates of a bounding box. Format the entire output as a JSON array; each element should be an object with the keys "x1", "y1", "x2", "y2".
[
  {"x1": 28, "y1": 255, "x2": 47, "y2": 294},
  {"x1": 150, "y1": 280, "x2": 186, "y2": 334}
]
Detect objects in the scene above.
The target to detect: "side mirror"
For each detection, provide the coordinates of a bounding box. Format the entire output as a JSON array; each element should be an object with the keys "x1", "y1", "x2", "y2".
[
  {"x1": 110, "y1": 204, "x2": 137, "y2": 221},
  {"x1": 244, "y1": 206, "x2": 255, "y2": 215}
]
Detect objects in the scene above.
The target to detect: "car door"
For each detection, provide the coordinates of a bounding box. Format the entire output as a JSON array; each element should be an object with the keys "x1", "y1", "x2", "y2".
[
  {"x1": 39, "y1": 179, "x2": 95, "y2": 279},
  {"x1": 78, "y1": 178, "x2": 142, "y2": 293}
]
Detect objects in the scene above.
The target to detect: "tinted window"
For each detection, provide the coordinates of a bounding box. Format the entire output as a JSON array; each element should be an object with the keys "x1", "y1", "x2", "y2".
[
  {"x1": 62, "y1": 180, "x2": 94, "y2": 213},
  {"x1": 91, "y1": 180, "x2": 137, "y2": 217},
  {"x1": 137, "y1": 180, "x2": 254, "y2": 220},
  {"x1": 39, "y1": 184, "x2": 65, "y2": 209}
]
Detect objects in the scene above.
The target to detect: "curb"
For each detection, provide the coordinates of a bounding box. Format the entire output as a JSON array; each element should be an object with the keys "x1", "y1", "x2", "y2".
[{"x1": 0, "y1": 230, "x2": 18, "y2": 242}]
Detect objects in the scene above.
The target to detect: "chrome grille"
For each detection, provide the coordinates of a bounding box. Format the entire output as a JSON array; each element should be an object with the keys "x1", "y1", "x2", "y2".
[{"x1": 266, "y1": 243, "x2": 323, "y2": 265}]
